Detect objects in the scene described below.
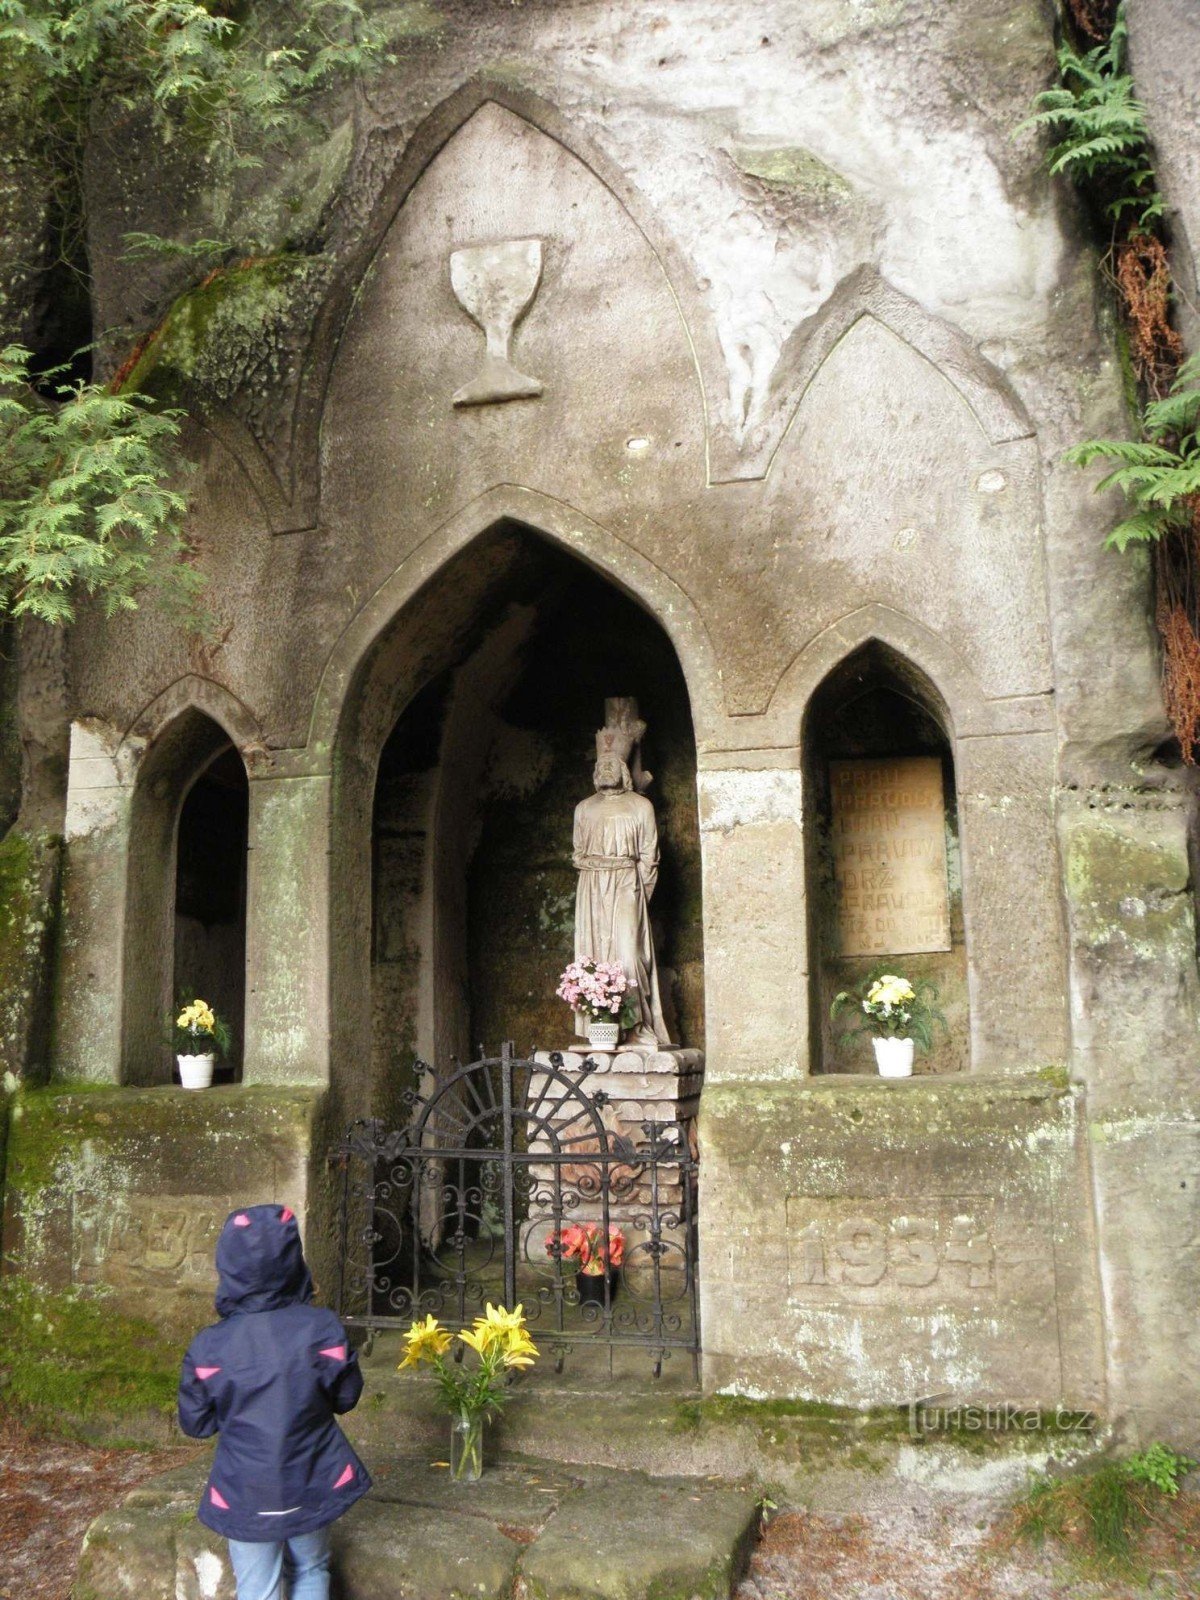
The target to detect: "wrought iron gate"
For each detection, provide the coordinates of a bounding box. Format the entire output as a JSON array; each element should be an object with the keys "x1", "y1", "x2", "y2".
[{"x1": 332, "y1": 1045, "x2": 700, "y2": 1376}]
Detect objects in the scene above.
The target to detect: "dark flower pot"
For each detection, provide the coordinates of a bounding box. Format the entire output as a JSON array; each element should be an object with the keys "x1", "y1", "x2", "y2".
[{"x1": 576, "y1": 1269, "x2": 618, "y2": 1307}]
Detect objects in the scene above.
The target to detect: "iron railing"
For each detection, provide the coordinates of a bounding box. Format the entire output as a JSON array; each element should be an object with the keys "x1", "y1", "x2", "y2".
[{"x1": 332, "y1": 1043, "x2": 700, "y2": 1377}]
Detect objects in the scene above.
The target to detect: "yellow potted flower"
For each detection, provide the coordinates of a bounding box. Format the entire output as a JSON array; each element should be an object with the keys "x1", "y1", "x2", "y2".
[
  {"x1": 399, "y1": 1303, "x2": 538, "y2": 1481},
  {"x1": 171, "y1": 997, "x2": 232, "y2": 1089},
  {"x1": 831, "y1": 969, "x2": 945, "y2": 1077}
]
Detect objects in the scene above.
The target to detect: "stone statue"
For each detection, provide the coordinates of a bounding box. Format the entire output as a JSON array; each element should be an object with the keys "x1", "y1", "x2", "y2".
[{"x1": 572, "y1": 700, "x2": 670, "y2": 1047}]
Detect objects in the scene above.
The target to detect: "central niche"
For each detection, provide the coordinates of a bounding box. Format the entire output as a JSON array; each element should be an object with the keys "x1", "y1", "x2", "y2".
[{"x1": 366, "y1": 525, "x2": 702, "y2": 1114}]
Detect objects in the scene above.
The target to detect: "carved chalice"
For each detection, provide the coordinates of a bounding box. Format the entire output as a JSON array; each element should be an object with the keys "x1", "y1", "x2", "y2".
[{"x1": 450, "y1": 237, "x2": 544, "y2": 407}]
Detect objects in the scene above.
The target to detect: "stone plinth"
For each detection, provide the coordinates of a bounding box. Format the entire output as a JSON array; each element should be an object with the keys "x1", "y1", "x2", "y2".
[
  {"x1": 73, "y1": 1454, "x2": 758, "y2": 1600},
  {"x1": 528, "y1": 1047, "x2": 701, "y2": 1286}
]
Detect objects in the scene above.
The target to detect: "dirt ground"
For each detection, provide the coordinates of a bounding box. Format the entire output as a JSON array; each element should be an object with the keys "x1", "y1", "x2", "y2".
[
  {"x1": 0, "y1": 1424, "x2": 189, "y2": 1600},
  {"x1": 3, "y1": 1425, "x2": 1197, "y2": 1600},
  {"x1": 739, "y1": 1500, "x2": 1200, "y2": 1600}
]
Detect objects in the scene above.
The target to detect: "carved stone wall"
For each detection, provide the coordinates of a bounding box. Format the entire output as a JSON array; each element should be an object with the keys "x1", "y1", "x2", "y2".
[{"x1": 16, "y1": 0, "x2": 1199, "y2": 1443}]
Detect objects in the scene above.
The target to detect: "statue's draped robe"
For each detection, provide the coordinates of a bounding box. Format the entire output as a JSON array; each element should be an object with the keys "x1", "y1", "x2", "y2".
[{"x1": 572, "y1": 790, "x2": 669, "y2": 1046}]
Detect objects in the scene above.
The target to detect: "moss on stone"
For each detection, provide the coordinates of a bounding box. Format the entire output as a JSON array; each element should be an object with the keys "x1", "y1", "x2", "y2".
[
  {"x1": 1066, "y1": 822, "x2": 1193, "y2": 958},
  {"x1": 0, "y1": 1275, "x2": 181, "y2": 1437},
  {"x1": 0, "y1": 830, "x2": 58, "y2": 1079},
  {"x1": 116, "y1": 254, "x2": 321, "y2": 404},
  {"x1": 380, "y1": 0, "x2": 445, "y2": 40},
  {"x1": 6, "y1": 1082, "x2": 323, "y2": 1203},
  {"x1": 730, "y1": 144, "x2": 853, "y2": 199}
]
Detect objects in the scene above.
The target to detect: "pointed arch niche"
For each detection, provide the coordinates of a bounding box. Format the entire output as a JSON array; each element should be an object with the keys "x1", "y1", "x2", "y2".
[
  {"x1": 803, "y1": 642, "x2": 969, "y2": 1075},
  {"x1": 121, "y1": 709, "x2": 248, "y2": 1085},
  {"x1": 328, "y1": 520, "x2": 704, "y2": 1123}
]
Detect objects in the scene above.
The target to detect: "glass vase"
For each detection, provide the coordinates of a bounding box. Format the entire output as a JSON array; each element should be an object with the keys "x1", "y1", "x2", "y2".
[{"x1": 450, "y1": 1412, "x2": 484, "y2": 1482}]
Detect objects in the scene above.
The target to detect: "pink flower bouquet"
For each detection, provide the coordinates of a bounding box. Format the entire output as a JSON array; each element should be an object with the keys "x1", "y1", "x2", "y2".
[{"x1": 555, "y1": 958, "x2": 638, "y2": 1026}]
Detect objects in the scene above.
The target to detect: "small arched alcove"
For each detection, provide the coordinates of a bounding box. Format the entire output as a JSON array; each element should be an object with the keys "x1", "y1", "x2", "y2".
[
  {"x1": 330, "y1": 520, "x2": 703, "y2": 1125},
  {"x1": 803, "y1": 642, "x2": 969, "y2": 1075},
  {"x1": 122, "y1": 710, "x2": 248, "y2": 1085}
]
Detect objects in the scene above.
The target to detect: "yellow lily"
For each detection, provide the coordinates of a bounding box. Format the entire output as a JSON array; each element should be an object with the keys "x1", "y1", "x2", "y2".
[{"x1": 399, "y1": 1313, "x2": 452, "y2": 1369}]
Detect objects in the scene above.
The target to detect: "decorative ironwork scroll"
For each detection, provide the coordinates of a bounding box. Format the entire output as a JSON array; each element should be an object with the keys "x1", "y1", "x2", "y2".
[{"x1": 331, "y1": 1043, "x2": 700, "y2": 1378}]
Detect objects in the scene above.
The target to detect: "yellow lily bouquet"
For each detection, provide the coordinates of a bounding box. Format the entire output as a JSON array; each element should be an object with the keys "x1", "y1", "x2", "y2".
[{"x1": 399, "y1": 1304, "x2": 538, "y2": 1481}]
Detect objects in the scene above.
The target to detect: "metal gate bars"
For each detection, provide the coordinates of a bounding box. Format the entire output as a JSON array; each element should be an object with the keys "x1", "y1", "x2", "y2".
[{"x1": 332, "y1": 1044, "x2": 700, "y2": 1377}]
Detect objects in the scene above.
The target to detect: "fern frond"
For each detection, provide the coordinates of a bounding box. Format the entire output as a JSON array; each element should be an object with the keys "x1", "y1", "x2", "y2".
[
  {"x1": 1103, "y1": 511, "x2": 1169, "y2": 550},
  {"x1": 1064, "y1": 439, "x2": 1177, "y2": 469}
]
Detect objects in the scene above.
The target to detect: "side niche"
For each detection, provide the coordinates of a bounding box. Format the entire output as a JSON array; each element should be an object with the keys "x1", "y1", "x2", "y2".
[{"x1": 803, "y1": 642, "x2": 969, "y2": 1076}]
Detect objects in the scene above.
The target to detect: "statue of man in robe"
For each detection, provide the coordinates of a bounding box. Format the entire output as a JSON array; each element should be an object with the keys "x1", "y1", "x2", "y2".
[{"x1": 572, "y1": 702, "x2": 670, "y2": 1048}]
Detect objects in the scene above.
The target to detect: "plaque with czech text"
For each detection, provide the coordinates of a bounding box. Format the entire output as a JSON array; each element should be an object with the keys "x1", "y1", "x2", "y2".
[{"x1": 830, "y1": 756, "x2": 951, "y2": 957}]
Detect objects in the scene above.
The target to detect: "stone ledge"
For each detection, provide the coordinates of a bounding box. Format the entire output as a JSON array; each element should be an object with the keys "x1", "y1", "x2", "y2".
[{"x1": 72, "y1": 1455, "x2": 759, "y2": 1600}]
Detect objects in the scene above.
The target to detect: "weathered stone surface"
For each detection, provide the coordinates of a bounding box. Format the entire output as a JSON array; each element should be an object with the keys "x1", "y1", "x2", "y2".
[
  {"x1": 332, "y1": 1499, "x2": 521, "y2": 1600},
  {"x1": 1128, "y1": 0, "x2": 1200, "y2": 351},
  {"x1": 74, "y1": 1503, "x2": 186, "y2": 1600},
  {"x1": 2, "y1": 1085, "x2": 325, "y2": 1335},
  {"x1": 73, "y1": 1455, "x2": 755, "y2": 1600},
  {"x1": 518, "y1": 1473, "x2": 757, "y2": 1600},
  {"x1": 368, "y1": 1457, "x2": 581, "y2": 1535},
  {"x1": 699, "y1": 1076, "x2": 1105, "y2": 1410}
]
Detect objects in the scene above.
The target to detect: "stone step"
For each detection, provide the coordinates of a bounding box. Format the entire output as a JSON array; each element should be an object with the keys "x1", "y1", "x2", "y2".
[{"x1": 73, "y1": 1454, "x2": 760, "y2": 1600}]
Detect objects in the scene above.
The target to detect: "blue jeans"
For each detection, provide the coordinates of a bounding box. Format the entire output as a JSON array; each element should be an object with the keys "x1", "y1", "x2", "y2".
[{"x1": 227, "y1": 1527, "x2": 331, "y2": 1600}]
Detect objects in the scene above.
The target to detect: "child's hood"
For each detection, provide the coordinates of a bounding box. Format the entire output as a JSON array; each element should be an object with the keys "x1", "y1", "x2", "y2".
[{"x1": 214, "y1": 1204, "x2": 314, "y2": 1316}]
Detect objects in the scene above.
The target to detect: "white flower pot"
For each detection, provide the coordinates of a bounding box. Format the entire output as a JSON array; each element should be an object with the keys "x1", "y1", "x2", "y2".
[
  {"x1": 872, "y1": 1036, "x2": 914, "y2": 1078},
  {"x1": 177, "y1": 1053, "x2": 215, "y2": 1089},
  {"x1": 586, "y1": 1020, "x2": 620, "y2": 1052}
]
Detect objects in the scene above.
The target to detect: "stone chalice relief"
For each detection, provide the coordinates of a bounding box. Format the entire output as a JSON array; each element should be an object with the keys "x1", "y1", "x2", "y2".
[{"x1": 450, "y1": 237, "x2": 544, "y2": 406}]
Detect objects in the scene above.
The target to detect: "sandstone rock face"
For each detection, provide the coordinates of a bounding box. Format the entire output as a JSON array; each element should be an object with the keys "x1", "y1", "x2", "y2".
[{"x1": 2, "y1": 0, "x2": 1196, "y2": 1447}]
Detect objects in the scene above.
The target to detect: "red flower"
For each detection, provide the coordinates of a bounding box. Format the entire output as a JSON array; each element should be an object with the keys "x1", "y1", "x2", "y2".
[{"x1": 545, "y1": 1224, "x2": 591, "y2": 1265}]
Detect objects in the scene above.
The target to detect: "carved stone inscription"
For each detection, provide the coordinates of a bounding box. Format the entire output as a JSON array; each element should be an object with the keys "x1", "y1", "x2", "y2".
[
  {"x1": 830, "y1": 756, "x2": 950, "y2": 956},
  {"x1": 786, "y1": 1197, "x2": 995, "y2": 1302},
  {"x1": 74, "y1": 1195, "x2": 230, "y2": 1291}
]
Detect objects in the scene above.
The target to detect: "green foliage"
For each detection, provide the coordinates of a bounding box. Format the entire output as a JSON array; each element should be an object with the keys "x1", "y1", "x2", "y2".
[
  {"x1": 1065, "y1": 354, "x2": 1200, "y2": 549},
  {"x1": 0, "y1": 344, "x2": 201, "y2": 623},
  {"x1": 0, "y1": 3, "x2": 388, "y2": 627},
  {"x1": 1125, "y1": 1441, "x2": 1197, "y2": 1497},
  {"x1": 0, "y1": 0, "x2": 388, "y2": 185},
  {"x1": 0, "y1": 1275, "x2": 181, "y2": 1435},
  {"x1": 1010, "y1": 1445, "x2": 1196, "y2": 1575},
  {"x1": 120, "y1": 231, "x2": 234, "y2": 264},
  {"x1": 1019, "y1": 7, "x2": 1162, "y2": 229}
]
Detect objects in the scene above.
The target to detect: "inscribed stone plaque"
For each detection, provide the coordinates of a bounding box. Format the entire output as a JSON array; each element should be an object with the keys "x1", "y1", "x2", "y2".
[
  {"x1": 830, "y1": 757, "x2": 950, "y2": 956},
  {"x1": 785, "y1": 1195, "x2": 999, "y2": 1306}
]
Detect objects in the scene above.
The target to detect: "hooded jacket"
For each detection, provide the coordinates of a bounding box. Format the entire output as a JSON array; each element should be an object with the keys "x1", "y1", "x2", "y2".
[{"x1": 178, "y1": 1204, "x2": 371, "y2": 1542}]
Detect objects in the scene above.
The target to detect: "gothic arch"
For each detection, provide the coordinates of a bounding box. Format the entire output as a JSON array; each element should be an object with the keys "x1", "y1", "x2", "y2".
[
  {"x1": 286, "y1": 77, "x2": 724, "y2": 519},
  {"x1": 121, "y1": 704, "x2": 250, "y2": 1085},
  {"x1": 801, "y1": 634, "x2": 972, "y2": 1075},
  {"x1": 305, "y1": 484, "x2": 725, "y2": 764},
  {"x1": 710, "y1": 265, "x2": 1036, "y2": 484},
  {"x1": 121, "y1": 674, "x2": 264, "y2": 761},
  {"x1": 767, "y1": 602, "x2": 1050, "y2": 743}
]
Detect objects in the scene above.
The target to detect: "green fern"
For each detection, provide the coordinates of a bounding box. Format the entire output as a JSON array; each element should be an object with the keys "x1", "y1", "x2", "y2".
[
  {"x1": 1065, "y1": 355, "x2": 1200, "y2": 550},
  {"x1": 0, "y1": 345, "x2": 202, "y2": 624},
  {"x1": 1018, "y1": 7, "x2": 1162, "y2": 228},
  {"x1": 0, "y1": 1, "x2": 390, "y2": 170}
]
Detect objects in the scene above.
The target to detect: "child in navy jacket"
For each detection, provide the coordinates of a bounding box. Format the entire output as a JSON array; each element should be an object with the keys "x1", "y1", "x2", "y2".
[{"x1": 178, "y1": 1204, "x2": 371, "y2": 1600}]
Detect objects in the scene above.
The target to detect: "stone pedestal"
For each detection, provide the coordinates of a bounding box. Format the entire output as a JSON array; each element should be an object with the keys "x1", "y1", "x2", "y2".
[
  {"x1": 529, "y1": 1046, "x2": 702, "y2": 1287},
  {"x1": 532, "y1": 1044, "x2": 703, "y2": 1149}
]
